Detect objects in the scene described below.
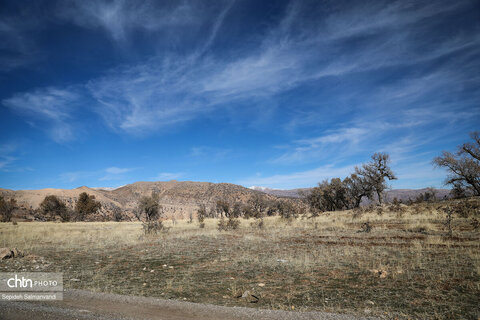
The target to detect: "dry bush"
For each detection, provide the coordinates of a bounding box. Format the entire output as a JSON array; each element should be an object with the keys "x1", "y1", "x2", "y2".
[
  {"x1": 443, "y1": 206, "x2": 454, "y2": 237},
  {"x1": 0, "y1": 196, "x2": 16, "y2": 222},
  {"x1": 112, "y1": 206, "x2": 123, "y2": 222},
  {"x1": 218, "y1": 216, "x2": 240, "y2": 231},
  {"x1": 142, "y1": 220, "x2": 164, "y2": 235},
  {"x1": 352, "y1": 207, "x2": 364, "y2": 219},
  {"x1": 471, "y1": 217, "x2": 479, "y2": 230},
  {"x1": 358, "y1": 221, "x2": 372, "y2": 233},
  {"x1": 376, "y1": 207, "x2": 384, "y2": 216},
  {"x1": 363, "y1": 203, "x2": 376, "y2": 213},
  {"x1": 250, "y1": 218, "x2": 264, "y2": 229},
  {"x1": 217, "y1": 217, "x2": 227, "y2": 231},
  {"x1": 197, "y1": 204, "x2": 207, "y2": 229}
]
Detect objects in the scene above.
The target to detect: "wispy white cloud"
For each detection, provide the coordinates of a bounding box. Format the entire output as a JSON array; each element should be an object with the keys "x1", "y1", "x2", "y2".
[
  {"x1": 85, "y1": 0, "x2": 478, "y2": 136},
  {"x1": 239, "y1": 164, "x2": 354, "y2": 190},
  {"x1": 0, "y1": 143, "x2": 18, "y2": 171},
  {"x1": 5, "y1": 0, "x2": 478, "y2": 139},
  {"x1": 59, "y1": 171, "x2": 91, "y2": 183},
  {"x1": 61, "y1": 166, "x2": 136, "y2": 183},
  {"x1": 190, "y1": 146, "x2": 230, "y2": 160},
  {"x1": 2, "y1": 87, "x2": 82, "y2": 143},
  {"x1": 56, "y1": 0, "x2": 201, "y2": 42},
  {"x1": 99, "y1": 166, "x2": 136, "y2": 181},
  {"x1": 0, "y1": 7, "x2": 43, "y2": 72},
  {"x1": 105, "y1": 167, "x2": 133, "y2": 174},
  {"x1": 273, "y1": 127, "x2": 369, "y2": 164},
  {"x1": 154, "y1": 172, "x2": 184, "y2": 181}
]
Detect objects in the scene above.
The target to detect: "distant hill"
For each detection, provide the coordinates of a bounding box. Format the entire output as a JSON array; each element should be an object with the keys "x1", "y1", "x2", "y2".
[
  {"x1": 249, "y1": 186, "x2": 310, "y2": 198},
  {"x1": 0, "y1": 181, "x2": 278, "y2": 221},
  {"x1": 249, "y1": 186, "x2": 451, "y2": 202},
  {"x1": 0, "y1": 181, "x2": 452, "y2": 221}
]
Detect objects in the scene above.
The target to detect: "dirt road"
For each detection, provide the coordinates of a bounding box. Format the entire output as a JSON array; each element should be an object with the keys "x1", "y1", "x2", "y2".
[{"x1": 0, "y1": 290, "x2": 379, "y2": 320}]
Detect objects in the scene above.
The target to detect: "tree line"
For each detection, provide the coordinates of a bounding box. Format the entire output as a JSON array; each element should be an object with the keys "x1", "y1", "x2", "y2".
[{"x1": 0, "y1": 131, "x2": 478, "y2": 223}]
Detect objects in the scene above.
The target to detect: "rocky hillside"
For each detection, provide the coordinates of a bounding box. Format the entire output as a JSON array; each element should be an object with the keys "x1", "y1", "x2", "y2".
[
  {"x1": 0, "y1": 181, "x2": 278, "y2": 221},
  {"x1": 249, "y1": 186, "x2": 311, "y2": 198}
]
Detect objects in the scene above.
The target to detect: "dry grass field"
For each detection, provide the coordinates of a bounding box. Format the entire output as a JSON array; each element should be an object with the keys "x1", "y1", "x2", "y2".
[{"x1": 1, "y1": 198, "x2": 479, "y2": 319}]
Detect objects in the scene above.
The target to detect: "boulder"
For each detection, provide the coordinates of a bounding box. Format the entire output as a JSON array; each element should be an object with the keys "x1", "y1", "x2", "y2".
[
  {"x1": 0, "y1": 248, "x2": 13, "y2": 260},
  {"x1": 0, "y1": 248, "x2": 23, "y2": 259}
]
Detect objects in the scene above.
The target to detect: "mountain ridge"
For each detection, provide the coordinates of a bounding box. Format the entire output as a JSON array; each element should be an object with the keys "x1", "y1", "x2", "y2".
[
  {"x1": 1, "y1": 181, "x2": 452, "y2": 221},
  {"x1": 0, "y1": 180, "x2": 277, "y2": 220}
]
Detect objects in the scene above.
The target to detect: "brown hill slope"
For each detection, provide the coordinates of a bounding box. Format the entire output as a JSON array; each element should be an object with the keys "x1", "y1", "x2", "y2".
[{"x1": 0, "y1": 181, "x2": 278, "y2": 220}]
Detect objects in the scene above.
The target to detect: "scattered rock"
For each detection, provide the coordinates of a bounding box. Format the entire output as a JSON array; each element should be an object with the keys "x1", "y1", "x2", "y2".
[
  {"x1": 370, "y1": 269, "x2": 388, "y2": 278},
  {"x1": 237, "y1": 290, "x2": 260, "y2": 303},
  {"x1": 366, "y1": 300, "x2": 375, "y2": 305},
  {"x1": 0, "y1": 248, "x2": 13, "y2": 260},
  {"x1": 258, "y1": 283, "x2": 265, "y2": 287},
  {"x1": 276, "y1": 259, "x2": 288, "y2": 263},
  {"x1": 241, "y1": 290, "x2": 250, "y2": 298},
  {"x1": 1, "y1": 247, "x2": 23, "y2": 260},
  {"x1": 70, "y1": 278, "x2": 80, "y2": 282},
  {"x1": 150, "y1": 269, "x2": 155, "y2": 273}
]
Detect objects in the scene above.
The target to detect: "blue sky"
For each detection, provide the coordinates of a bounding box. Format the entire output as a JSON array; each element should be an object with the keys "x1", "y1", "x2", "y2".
[{"x1": 0, "y1": 0, "x2": 479, "y2": 190}]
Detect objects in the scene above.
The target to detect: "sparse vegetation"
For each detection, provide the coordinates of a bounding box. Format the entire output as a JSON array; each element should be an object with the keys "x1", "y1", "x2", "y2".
[
  {"x1": 112, "y1": 206, "x2": 123, "y2": 222},
  {"x1": 2, "y1": 138, "x2": 480, "y2": 319},
  {"x1": 306, "y1": 152, "x2": 396, "y2": 214},
  {"x1": 1, "y1": 196, "x2": 478, "y2": 319}
]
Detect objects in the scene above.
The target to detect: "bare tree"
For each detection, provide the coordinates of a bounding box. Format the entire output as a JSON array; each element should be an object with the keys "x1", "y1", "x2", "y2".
[
  {"x1": 137, "y1": 192, "x2": 164, "y2": 235},
  {"x1": 248, "y1": 193, "x2": 267, "y2": 218},
  {"x1": 215, "y1": 200, "x2": 230, "y2": 218},
  {"x1": 137, "y1": 192, "x2": 163, "y2": 221},
  {"x1": 355, "y1": 152, "x2": 396, "y2": 204},
  {"x1": 433, "y1": 132, "x2": 480, "y2": 196},
  {"x1": 343, "y1": 173, "x2": 373, "y2": 208},
  {"x1": 231, "y1": 202, "x2": 242, "y2": 218}
]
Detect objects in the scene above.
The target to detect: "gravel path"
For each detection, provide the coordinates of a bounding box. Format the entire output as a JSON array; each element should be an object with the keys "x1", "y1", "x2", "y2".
[{"x1": 0, "y1": 289, "x2": 380, "y2": 320}]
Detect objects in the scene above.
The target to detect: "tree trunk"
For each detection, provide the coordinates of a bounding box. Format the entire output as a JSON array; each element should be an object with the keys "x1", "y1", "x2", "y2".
[{"x1": 377, "y1": 191, "x2": 382, "y2": 204}]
